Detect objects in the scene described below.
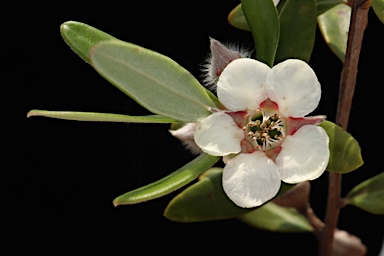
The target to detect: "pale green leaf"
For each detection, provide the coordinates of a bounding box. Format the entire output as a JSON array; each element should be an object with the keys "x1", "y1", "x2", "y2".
[
  {"x1": 60, "y1": 21, "x2": 221, "y2": 110},
  {"x1": 113, "y1": 154, "x2": 219, "y2": 206},
  {"x1": 90, "y1": 40, "x2": 215, "y2": 122},
  {"x1": 238, "y1": 202, "x2": 313, "y2": 233},
  {"x1": 27, "y1": 109, "x2": 178, "y2": 123},
  {"x1": 317, "y1": 3, "x2": 351, "y2": 62},
  {"x1": 60, "y1": 21, "x2": 116, "y2": 63},
  {"x1": 319, "y1": 121, "x2": 363, "y2": 173},
  {"x1": 345, "y1": 172, "x2": 384, "y2": 214}
]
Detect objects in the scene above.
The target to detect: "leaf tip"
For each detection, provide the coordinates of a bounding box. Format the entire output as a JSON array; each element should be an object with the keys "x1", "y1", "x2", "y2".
[
  {"x1": 112, "y1": 195, "x2": 125, "y2": 207},
  {"x1": 112, "y1": 200, "x2": 120, "y2": 207},
  {"x1": 60, "y1": 20, "x2": 77, "y2": 36},
  {"x1": 26, "y1": 110, "x2": 37, "y2": 118}
]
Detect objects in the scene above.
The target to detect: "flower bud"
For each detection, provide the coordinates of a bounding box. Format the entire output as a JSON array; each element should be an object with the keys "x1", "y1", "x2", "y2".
[
  {"x1": 333, "y1": 229, "x2": 367, "y2": 256},
  {"x1": 202, "y1": 37, "x2": 252, "y2": 89}
]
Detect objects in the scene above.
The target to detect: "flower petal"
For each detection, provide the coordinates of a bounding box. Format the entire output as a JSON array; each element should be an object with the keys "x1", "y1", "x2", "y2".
[
  {"x1": 276, "y1": 125, "x2": 330, "y2": 183},
  {"x1": 217, "y1": 58, "x2": 270, "y2": 111},
  {"x1": 223, "y1": 151, "x2": 281, "y2": 208},
  {"x1": 266, "y1": 59, "x2": 321, "y2": 117},
  {"x1": 194, "y1": 112, "x2": 244, "y2": 156}
]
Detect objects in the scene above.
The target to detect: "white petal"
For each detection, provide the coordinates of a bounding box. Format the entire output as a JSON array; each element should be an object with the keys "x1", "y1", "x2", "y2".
[
  {"x1": 273, "y1": 0, "x2": 280, "y2": 5},
  {"x1": 266, "y1": 59, "x2": 321, "y2": 117},
  {"x1": 222, "y1": 151, "x2": 281, "y2": 208},
  {"x1": 276, "y1": 125, "x2": 330, "y2": 183},
  {"x1": 217, "y1": 58, "x2": 271, "y2": 111},
  {"x1": 194, "y1": 112, "x2": 244, "y2": 156}
]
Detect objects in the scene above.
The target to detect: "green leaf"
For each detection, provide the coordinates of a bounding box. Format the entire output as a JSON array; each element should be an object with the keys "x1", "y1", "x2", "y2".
[
  {"x1": 238, "y1": 202, "x2": 313, "y2": 232},
  {"x1": 317, "y1": 0, "x2": 346, "y2": 16},
  {"x1": 164, "y1": 168, "x2": 253, "y2": 222},
  {"x1": 164, "y1": 168, "x2": 294, "y2": 222},
  {"x1": 60, "y1": 21, "x2": 220, "y2": 109},
  {"x1": 319, "y1": 121, "x2": 363, "y2": 174},
  {"x1": 274, "y1": 0, "x2": 317, "y2": 63},
  {"x1": 228, "y1": 4, "x2": 251, "y2": 31},
  {"x1": 206, "y1": 88, "x2": 225, "y2": 110},
  {"x1": 345, "y1": 172, "x2": 384, "y2": 214},
  {"x1": 241, "y1": 0, "x2": 280, "y2": 66},
  {"x1": 27, "y1": 109, "x2": 178, "y2": 123},
  {"x1": 60, "y1": 21, "x2": 116, "y2": 63},
  {"x1": 90, "y1": 40, "x2": 216, "y2": 122},
  {"x1": 113, "y1": 154, "x2": 219, "y2": 206},
  {"x1": 317, "y1": 3, "x2": 351, "y2": 62},
  {"x1": 372, "y1": 0, "x2": 384, "y2": 24},
  {"x1": 227, "y1": 1, "x2": 344, "y2": 32}
]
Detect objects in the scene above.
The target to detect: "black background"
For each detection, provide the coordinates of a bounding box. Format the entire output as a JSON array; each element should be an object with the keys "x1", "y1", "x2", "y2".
[{"x1": 7, "y1": 1, "x2": 384, "y2": 255}]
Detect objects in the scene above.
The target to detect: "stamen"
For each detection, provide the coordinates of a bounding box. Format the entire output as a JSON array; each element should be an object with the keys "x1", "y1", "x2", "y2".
[{"x1": 244, "y1": 107, "x2": 286, "y2": 151}]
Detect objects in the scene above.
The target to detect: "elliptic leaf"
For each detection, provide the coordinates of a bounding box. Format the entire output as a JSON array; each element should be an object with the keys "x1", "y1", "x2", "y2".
[
  {"x1": 345, "y1": 172, "x2": 384, "y2": 214},
  {"x1": 90, "y1": 40, "x2": 216, "y2": 122},
  {"x1": 372, "y1": 0, "x2": 384, "y2": 24},
  {"x1": 241, "y1": 0, "x2": 280, "y2": 66},
  {"x1": 318, "y1": 3, "x2": 351, "y2": 62},
  {"x1": 164, "y1": 168, "x2": 253, "y2": 222},
  {"x1": 275, "y1": 0, "x2": 317, "y2": 63},
  {"x1": 60, "y1": 21, "x2": 116, "y2": 63},
  {"x1": 238, "y1": 202, "x2": 313, "y2": 233},
  {"x1": 228, "y1": 4, "x2": 251, "y2": 31},
  {"x1": 319, "y1": 121, "x2": 363, "y2": 174},
  {"x1": 113, "y1": 154, "x2": 219, "y2": 206},
  {"x1": 27, "y1": 110, "x2": 179, "y2": 123},
  {"x1": 227, "y1": 1, "x2": 344, "y2": 32},
  {"x1": 60, "y1": 21, "x2": 221, "y2": 109},
  {"x1": 164, "y1": 168, "x2": 293, "y2": 222},
  {"x1": 317, "y1": 0, "x2": 346, "y2": 16}
]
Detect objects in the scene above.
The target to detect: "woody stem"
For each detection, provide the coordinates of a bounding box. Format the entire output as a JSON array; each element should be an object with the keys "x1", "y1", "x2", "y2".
[{"x1": 318, "y1": 0, "x2": 370, "y2": 255}]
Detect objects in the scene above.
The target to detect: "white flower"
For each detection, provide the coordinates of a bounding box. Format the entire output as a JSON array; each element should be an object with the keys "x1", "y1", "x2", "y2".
[{"x1": 194, "y1": 58, "x2": 330, "y2": 208}]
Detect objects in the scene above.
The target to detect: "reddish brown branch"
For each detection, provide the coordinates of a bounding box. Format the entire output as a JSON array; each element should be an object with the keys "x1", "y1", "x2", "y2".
[
  {"x1": 335, "y1": 0, "x2": 371, "y2": 130},
  {"x1": 318, "y1": 0, "x2": 370, "y2": 255}
]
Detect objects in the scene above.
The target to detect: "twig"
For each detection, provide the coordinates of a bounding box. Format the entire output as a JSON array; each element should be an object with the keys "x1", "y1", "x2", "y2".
[{"x1": 318, "y1": 0, "x2": 371, "y2": 255}]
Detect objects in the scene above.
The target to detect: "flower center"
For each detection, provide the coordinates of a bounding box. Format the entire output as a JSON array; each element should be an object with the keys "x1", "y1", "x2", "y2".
[{"x1": 243, "y1": 108, "x2": 286, "y2": 151}]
